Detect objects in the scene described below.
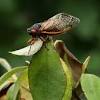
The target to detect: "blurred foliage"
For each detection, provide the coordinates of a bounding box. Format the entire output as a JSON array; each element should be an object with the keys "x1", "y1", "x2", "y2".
[{"x1": 0, "y1": 0, "x2": 100, "y2": 76}]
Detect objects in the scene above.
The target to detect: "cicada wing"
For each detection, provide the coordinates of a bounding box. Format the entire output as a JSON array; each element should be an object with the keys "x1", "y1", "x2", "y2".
[
  {"x1": 40, "y1": 19, "x2": 71, "y2": 35},
  {"x1": 40, "y1": 13, "x2": 80, "y2": 35},
  {"x1": 40, "y1": 19, "x2": 58, "y2": 31}
]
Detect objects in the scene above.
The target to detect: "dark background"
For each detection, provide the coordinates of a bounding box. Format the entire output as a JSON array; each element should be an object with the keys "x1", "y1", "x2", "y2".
[{"x1": 0, "y1": 0, "x2": 100, "y2": 76}]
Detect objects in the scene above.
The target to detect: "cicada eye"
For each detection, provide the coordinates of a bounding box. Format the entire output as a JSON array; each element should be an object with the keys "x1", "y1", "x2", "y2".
[
  {"x1": 32, "y1": 23, "x2": 41, "y2": 30},
  {"x1": 27, "y1": 23, "x2": 41, "y2": 33}
]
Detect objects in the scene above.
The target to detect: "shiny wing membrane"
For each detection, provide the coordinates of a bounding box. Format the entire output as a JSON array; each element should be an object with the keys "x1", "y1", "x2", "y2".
[{"x1": 40, "y1": 13, "x2": 80, "y2": 35}]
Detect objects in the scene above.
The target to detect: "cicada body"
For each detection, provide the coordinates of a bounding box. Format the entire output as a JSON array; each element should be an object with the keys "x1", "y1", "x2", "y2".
[{"x1": 27, "y1": 13, "x2": 80, "y2": 44}]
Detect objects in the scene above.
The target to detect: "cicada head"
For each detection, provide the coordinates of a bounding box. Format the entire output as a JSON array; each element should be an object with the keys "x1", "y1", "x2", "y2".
[{"x1": 27, "y1": 23, "x2": 41, "y2": 35}]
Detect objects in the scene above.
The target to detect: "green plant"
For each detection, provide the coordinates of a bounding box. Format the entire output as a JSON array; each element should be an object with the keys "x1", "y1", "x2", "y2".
[
  {"x1": 0, "y1": 12, "x2": 100, "y2": 100},
  {"x1": 0, "y1": 39, "x2": 100, "y2": 100}
]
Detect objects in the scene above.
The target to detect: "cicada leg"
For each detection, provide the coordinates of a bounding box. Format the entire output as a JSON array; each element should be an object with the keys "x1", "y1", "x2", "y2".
[
  {"x1": 40, "y1": 35, "x2": 52, "y2": 42},
  {"x1": 39, "y1": 36, "x2": 46, "y2": 42},
  {"x1": 27, "y1": 38, "x2": 36, "y2": 45},
  {"x1": 40, "y1": 36, "x2": 53, "y2": 50}
]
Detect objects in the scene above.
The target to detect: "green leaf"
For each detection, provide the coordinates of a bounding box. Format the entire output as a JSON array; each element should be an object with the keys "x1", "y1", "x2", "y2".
[
  {"x1": 7, "y1": 69, "x2": 32, "y2": 100},
  {"x1": 6, "y1": 69, "x2": 28, "y2": 100},
  {"x1": 0, "y1": 57, "x2": 12, "y2": 71},
  {"x1": 60, "y1": 59, "x2": 73, "y2": 100},
  {"x1": 28, "y1": 41, "x2": 67, "y2": 100},
  {"x1": 19, "y1": 69, "x2": 33, "y2": 100},
  {"x1": 7, "y1": 83, "x2": 20, "y2": 100},
  {"x1": 0, "y1": 66, "x2": 27, "y2": 86},
  {"x1": 81, "y1": 74, "x2": 100, "y2": 100},
  {"x1": 54, "y1": 40, "x2": 90, "y2": 88},
  {"x1": 82, "y1": 56, "x2": 91, "y2": 73}
]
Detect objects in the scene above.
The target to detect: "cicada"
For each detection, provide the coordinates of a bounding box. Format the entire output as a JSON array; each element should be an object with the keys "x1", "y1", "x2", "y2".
[{"x1": 27, "y1": 13, "x2": 80, "y2": 44}]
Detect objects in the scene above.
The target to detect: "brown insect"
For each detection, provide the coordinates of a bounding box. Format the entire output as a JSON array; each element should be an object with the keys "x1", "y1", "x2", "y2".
[{"x1": 27, "y1": 13, "x2": 80, "y2": 44}]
